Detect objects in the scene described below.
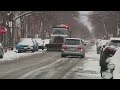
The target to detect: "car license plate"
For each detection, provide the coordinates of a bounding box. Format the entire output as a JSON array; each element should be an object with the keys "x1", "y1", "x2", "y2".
[{"x1": 70, "y1": 47, "x2": 75, "y2": 50}]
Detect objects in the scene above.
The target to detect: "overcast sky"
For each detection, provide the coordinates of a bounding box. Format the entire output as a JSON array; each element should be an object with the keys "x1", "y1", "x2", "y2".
[{"x1": 79, "y1": 11, "x2": 93, "y2": 31}]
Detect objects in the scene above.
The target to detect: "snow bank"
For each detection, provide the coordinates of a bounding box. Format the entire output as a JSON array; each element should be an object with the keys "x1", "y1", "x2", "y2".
[
  {"x1": 84, "y1": 44, "x2": 100, "y2": 73},
  {"x1": 109, "y1": 47, "x2": 120, "y2": 79},
  {"x1": 67, "y1": 44, "x2": 101, "y2": 79},
  {"x1": 0, "y1": 49, "x2": 43, "y2": 62}
]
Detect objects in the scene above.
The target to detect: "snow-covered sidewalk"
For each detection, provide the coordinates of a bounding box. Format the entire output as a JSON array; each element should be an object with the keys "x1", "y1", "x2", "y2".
[
  {"x1": 83, "y1": 44, "x2": 100, "y2": 73},
  {"x1": 79, "y1": 44, "x2": 101, "y2": 79},
  {"x1": 0, "y1": 38, "x2": 49, "y2": 63},
  {"x1": 76, "y1": 44, "x2": 101, "y2": 79},
  {"x1": 0, "y1": 49, "x2": 44, "y2": 62}
]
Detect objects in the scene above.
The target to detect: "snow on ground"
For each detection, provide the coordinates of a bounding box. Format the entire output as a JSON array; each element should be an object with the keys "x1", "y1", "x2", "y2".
[
  {"x1": 83, "y1": 45, "x2": 100, "y2": 73},
  {"x1": 75, "y1": 44, "x2": 101, "y2": 79},
  {"x1": 0, "y1": 49, "x2": 44, "y2": 62},
  {"x1": 109, "y1": 47, "x2": 120, "y2": 79}
]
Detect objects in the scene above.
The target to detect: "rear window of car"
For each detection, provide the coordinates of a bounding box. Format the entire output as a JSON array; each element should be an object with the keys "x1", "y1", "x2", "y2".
[
  {"x1": 65, "y1": 39, "x2": 80, "y2": 45},
  {"x1": 109, "y1": 40, "x2": 120, "y2": 47}
]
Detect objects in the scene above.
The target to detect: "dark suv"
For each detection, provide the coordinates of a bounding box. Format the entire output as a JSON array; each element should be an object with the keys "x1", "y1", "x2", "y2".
[{"x1": 100, "y1": 38, "x2": 120, "y2": 73}]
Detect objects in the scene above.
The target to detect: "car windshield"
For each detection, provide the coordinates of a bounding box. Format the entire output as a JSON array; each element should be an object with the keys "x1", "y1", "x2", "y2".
[
  {"x1": 109, "y1": 40, "x2": 120, "y2": 47},
  {"x1": 65, "y1": 39, "x2": 80, "y2": 45}
]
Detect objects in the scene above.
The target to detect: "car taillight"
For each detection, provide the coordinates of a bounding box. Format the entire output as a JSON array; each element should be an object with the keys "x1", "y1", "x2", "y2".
[
  {"x1": 62, "y1": 45, "x2": 68, "y2": 50},
  {"x1": 105, "y1": 47, "x2": 117, "y2": 54},
  {"x1": 77, "y1": 47, "x2": 84, "y2": 51}
]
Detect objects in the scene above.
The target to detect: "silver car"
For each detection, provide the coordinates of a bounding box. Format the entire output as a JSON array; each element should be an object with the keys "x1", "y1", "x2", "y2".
[{"x1": 61, "y1": 38, "x2": 86, "y2": 58}]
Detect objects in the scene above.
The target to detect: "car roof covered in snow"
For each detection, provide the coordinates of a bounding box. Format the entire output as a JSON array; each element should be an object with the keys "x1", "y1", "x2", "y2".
[
  {"x1": 66, "y1": 38, "x2": 82, "y2": 40},
  {"x1": 110, "y1": 37, "x2": 120, "y2": 41}
]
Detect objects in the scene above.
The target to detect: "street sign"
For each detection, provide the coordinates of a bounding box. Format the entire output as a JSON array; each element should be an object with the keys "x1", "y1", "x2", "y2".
[{"x1": 0, "y1": 26, "x2": 7, "y2": 35}]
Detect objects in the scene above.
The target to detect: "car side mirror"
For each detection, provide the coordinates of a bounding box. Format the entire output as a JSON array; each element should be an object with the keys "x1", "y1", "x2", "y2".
[{"x1": 101, "y1": 71, "x2": 113, "y2": 79}]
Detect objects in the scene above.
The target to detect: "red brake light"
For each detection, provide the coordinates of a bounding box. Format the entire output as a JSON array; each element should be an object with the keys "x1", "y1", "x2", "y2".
[
  {"x1": 77, "y1": 47, "x2": 84, "y2": 51},
  {"x1": 64, "y1": 25, "x2": 69, "y2": 29}
]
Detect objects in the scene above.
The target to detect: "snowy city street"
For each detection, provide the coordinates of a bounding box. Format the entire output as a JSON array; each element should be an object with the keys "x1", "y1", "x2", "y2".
[
  {"x1": 0, "y1": 43, "x2": 102, "y2": 79},
  {"x1": 0, "y1": 11, "x2": 120, "y2": 79}
]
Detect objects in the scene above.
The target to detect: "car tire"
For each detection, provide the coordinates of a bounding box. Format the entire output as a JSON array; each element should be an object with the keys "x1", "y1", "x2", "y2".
[
  {"x1": 32, "y1": 50, "x2": 35, "y2": 52},
  {"x1": 81, "y1": 55, "x2": 85, "y2": 58},
  {"x1": 18, "y1": 50, "x2": 21, "y2": 53},
  {"x1": 97, "y1": 51, "x2": 100, "y2": 54},
  {"x1": 42, "y1": 47, "x2": 44, "y2": 50},
  {"x1": 61, "y1": 54, "x2": 66, "y2": 58}
]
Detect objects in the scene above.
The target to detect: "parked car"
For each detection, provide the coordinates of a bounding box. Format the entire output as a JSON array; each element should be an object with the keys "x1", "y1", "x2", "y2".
[
  {"x1": 16, "y1": 38, "x2": 37, "y2": 53},
  {"x1": 96, "y1": 40, "x2": 109, "y2": 54},
  {"x1": 100, "y1": 37, "x2": 120, "y2": 73},
  {"x1": 101, "y1": 47, "x2": 120, "y2": 79},
  {"x1": 61, "y1": 38, "x2": 86, "y2": 58},
  {"x1": 0, "y1": 43, "x2": 4, "y2": 58},
  {"x1": 106, "y1": 48, "x2": 120, "y2": 79},
  {"x1": 34, "y1": 38, "x2": 44, "y2": 50}
]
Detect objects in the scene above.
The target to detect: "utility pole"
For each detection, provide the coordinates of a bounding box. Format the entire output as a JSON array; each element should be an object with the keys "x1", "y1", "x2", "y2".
[
  {"x1": 101, "y1": 17, "x2": 108, "y2": 37},
  {"x1": 2, "y1": 11, "x2": 8, "y2": 47},
  {"x1": 8, "y1": 11, "x2": 14, "y2": 47},
  {"x1": 40, "y1": 17, "x2": 46, "y2": 39}
]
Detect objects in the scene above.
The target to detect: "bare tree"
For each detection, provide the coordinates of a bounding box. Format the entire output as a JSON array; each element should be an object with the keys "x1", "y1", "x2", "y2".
[{"x1": 89, "y1": 11, "x2": 120, "y2": 39}]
